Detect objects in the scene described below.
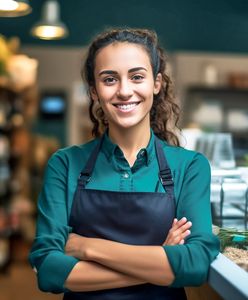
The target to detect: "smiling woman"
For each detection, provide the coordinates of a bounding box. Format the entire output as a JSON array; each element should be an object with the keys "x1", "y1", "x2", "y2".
[
  {"x1": 90, "y1": 42, "x2": 162, "y2": 148},
  {"x1": 84, "y1": 29, "x2": 180, "y2": 146},
  {"x1": 29, "y1": 28, "x2": 220, "y2": 300}
]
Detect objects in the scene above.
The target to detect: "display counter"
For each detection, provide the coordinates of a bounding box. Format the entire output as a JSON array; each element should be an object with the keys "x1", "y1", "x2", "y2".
[
  {"x1": 185, "y1": 253, "x2": 248, "y2": 300},
  {"x1": 208, "y1": 253, "x2": 248, "y2": 300}
]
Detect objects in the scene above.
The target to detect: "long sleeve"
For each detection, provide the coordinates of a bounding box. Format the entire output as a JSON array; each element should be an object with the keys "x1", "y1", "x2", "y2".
[
  {"x1": 29, "y1": 151, "x2": 79, "y2": 293},
  {"x1": 163, "y1": 152, "x2": 220, "y2": 287}
]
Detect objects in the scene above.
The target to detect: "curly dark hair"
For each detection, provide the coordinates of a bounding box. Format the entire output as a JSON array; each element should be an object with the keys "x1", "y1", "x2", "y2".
[{"x1": 82, "y1": 28, "x2": 181, "y2": 146}]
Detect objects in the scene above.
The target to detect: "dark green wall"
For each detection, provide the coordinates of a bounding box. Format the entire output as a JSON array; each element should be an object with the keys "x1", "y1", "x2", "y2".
[{"x1": 1, "y1": 0, "x2": 248, "y2": 53}]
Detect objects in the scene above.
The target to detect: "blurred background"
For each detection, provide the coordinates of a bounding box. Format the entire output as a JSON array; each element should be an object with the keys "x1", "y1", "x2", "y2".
[{"x1": 0, "y1": 0, "x2": 248, "y2": 299}]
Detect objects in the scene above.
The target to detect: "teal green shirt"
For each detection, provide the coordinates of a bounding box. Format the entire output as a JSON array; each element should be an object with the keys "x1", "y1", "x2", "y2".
[{"x1": 29, "y1": 131, "x2": 219, "y2": 293}]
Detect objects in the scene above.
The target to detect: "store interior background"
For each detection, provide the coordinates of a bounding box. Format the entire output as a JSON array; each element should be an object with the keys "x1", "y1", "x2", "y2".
[{"x1": 0, "y1": 0, "x2": 248, "y2": 299}]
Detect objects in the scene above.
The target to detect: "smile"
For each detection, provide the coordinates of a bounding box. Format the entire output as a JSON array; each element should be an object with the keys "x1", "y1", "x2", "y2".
[{"x1": 113, "y1": 102, "x2": 140, "y2": 112}]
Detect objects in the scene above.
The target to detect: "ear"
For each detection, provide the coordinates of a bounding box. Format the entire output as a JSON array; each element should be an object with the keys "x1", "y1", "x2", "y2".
[
  {"x1": 90, "y1": 86, "x2": 98, "y2": 101},
  {"x1": 153, "y1": 73, "x2": 162, "y2": 95}
]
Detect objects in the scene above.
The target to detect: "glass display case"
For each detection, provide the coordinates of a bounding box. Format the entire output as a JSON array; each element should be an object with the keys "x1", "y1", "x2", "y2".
[
  {"x1": 182, "y1": 86, "x2": 248, "y2": 166},
  {"x1": 182, "y1": 86, "x2": 248, "y2": 230}
]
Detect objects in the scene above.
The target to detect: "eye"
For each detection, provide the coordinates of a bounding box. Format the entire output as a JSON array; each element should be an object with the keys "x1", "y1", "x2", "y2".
[
  {"x1": 131, "y1": 74, "x2": 144, "y2": 82},
  {"x1": 103, "y1": 77, "x2": 117, "y2": 85}
]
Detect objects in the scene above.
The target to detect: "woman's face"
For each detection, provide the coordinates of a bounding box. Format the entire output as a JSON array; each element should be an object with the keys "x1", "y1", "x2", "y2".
[{"x1": 91, "y1": 42, "x2": 162, "y2": 131}]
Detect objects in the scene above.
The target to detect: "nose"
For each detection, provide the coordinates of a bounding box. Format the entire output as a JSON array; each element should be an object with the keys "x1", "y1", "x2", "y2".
[{"x1": 117, "y1": 79, "x2": 133, "y2": 100}]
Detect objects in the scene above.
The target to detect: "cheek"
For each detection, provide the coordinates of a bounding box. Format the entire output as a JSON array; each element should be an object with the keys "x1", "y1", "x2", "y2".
[
  {"x1": 138, "y1": 84, "x2": 155, "y2": 100},
  {"x1": 97, "y1": 86, "x2": 116, "y2": 103}
]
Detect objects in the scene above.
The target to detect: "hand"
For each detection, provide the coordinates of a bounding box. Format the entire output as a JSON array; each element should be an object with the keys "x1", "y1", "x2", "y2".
[
  {"x1": 65, "y1": 233, "x2": 91, "y2": 260},
  {"x1": 163, "y1": 217, "x2": 192, "y2": 246}
]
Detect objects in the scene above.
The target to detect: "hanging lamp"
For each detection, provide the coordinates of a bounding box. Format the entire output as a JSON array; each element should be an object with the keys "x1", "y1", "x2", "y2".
[
  {"x1": 0, "y1": 0, "x2": 32, "y2": 17},
  {"x1": 31, "y1": 0, "x2": 68, "y2": 40}
]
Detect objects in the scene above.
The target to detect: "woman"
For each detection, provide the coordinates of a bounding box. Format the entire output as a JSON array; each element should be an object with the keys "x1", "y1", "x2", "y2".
[{"x1": 29, "y1": 28, "x2": 220, "y2": 299}]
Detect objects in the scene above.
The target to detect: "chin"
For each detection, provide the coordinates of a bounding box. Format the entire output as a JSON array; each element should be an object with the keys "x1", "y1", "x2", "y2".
[{"x1": 115, "y1": 120, "x2": 148, "y2": 131}]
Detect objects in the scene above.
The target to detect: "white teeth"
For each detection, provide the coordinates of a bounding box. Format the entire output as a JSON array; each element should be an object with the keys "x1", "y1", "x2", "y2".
[{"x1": 116, "y1": 103, "x2": 138, "y2": 110}]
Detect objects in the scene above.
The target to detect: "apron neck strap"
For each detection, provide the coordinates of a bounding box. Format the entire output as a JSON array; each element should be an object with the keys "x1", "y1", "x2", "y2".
[
  {"x1": 78, "y1": 135, "x2": 104, "y2": 186},
  {"x1": 155, "y1": 137, "x2": 174, "y2": 190}
]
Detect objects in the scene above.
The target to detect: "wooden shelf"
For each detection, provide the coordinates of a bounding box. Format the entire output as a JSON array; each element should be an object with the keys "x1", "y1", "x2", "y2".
[{"x1": 187, "y1": 85, "x2": 248, "y2": 94}]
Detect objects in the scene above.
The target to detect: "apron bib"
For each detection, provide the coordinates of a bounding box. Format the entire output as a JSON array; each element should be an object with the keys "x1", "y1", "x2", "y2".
[{"x1": 64, "y1": 136, "x2": 186, "y2": 300}]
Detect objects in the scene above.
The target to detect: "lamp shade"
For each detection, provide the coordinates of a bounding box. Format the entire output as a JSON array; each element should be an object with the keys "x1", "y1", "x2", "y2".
[
  {"x1": 0, "y1": 0, "x2": 32, "y2": 17},
  {"x1": 31, "y1": 0, "x2": 68, "y2": 40}
]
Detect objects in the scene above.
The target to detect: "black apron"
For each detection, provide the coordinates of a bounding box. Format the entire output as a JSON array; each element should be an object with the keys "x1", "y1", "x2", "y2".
[{"x1": 64, "y1": 135, "x2": 186, "y2": 300}]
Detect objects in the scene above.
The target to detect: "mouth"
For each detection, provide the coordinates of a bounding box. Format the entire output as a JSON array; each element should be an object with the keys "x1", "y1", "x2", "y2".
[{"x1": 113, "y1": 102, "x2": 140, "y2": 112}]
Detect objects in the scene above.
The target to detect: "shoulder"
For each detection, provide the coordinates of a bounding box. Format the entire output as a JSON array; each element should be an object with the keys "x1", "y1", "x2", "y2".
[
  {"x1": 159, "y1": 139, "x2": 210, "y2": 173},
  {"x1": 47, "y1": 138, "x2": 99, "y2": 169}
]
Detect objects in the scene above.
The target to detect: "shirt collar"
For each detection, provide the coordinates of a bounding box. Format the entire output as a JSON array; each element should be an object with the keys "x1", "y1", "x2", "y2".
[
  {"x1": 101, "y1": 131, "x2": 119, "y2": 161},
  {"x1": 101, "y1": 129, "x2": 155, "y2": 166}
]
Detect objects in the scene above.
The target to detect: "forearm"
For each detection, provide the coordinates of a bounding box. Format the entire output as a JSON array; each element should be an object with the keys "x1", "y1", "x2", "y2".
[
  {"x1": 65, "y1": 260, "x2": 147, "y2": 292},
  {"x1": 86, "y1": 239, "x2": 175, "y2": 286}
]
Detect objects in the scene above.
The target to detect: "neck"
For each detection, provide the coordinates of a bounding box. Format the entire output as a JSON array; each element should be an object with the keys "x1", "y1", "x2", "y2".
[{"x1": 108, "y1": 123, "x2": 151, "y2": 166}]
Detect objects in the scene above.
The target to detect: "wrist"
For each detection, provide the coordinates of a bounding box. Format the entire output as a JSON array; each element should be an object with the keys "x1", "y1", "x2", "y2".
[
  {"x1": 84, "y1": 237, "x2": 99, "y2": 261},
  {"x1": 86, "y1": 238, "x2": 111, "y2": 264}
]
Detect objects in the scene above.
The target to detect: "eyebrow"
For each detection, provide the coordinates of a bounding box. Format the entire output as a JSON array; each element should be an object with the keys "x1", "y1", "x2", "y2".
[{"x1": 98, "y1": 67, "x2": 147, "y2": 76}]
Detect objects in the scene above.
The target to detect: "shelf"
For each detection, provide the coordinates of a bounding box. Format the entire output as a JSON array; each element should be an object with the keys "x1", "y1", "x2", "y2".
[{"x1": 187, "y1": 85, "x2": 248, "y2": 94}]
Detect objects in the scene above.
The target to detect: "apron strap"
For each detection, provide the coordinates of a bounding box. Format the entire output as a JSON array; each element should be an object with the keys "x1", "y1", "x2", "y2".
[
  {"x1": 78, "y1": 135, "x2": 104, "y2": 187},
  {"x1": 155, "y1": 137, "x2": 174, "y2": 196}
]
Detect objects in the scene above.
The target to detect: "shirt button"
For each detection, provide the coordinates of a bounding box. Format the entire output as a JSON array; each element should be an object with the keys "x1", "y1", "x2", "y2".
[
  {"x1": 122, "y1": 172, "x2": 129, "y2": 179},
  {"x1": 140, "y1": 150, "x2": 145, "y2": 156}
]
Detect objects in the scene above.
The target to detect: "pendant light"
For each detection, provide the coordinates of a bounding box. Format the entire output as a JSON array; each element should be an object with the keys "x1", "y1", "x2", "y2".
[
  {"x1": 31, "y1": 0, "x2": 68, "y2": 40},
  {"x1": 0, "y1": 0, "x2": 32, "y2": 17}
]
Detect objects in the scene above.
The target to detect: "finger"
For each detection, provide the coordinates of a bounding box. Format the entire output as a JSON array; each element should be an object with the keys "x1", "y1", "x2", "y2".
[
  {"x1": 168, "y1": 218, "x2": 186, "y2": 235},
  {"x1": 173, "y1": 217, "x2": 188, "y2": 229},
  {"x1": 173, "y1": 221, "x2": 192, "y2": 235},
  {"x1": 167, "y1": 219, "x2": 179, "y2": 236},
  {"x1": 177, "y1": 217, "x2": 189, "y2": 226},
  {"x1": 172, "y1": 218, "x2": 178, "y2": 226},
  {"x1": 164, "y1": 219, "x2": 191, "y2": 245},
  {"x1": 180, "y1": 229, "x2": 191, "y2": 240},
  {"x1": 180, "y1": 221, "x2": 192, "y2": 232},
  {"x1": 168, "y1": 226, "x2": 191, "y2": 244},
  {"x1": 166, "y1": 230, "x2": 184, "y2": 245},
  {"x1": 171, "y1": 234, "x2": 185, "y2": 245}
]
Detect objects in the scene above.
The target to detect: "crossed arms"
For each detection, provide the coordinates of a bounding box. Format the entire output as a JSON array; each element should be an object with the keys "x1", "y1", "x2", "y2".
[{"x1": 64, "y1": 217, "x2": 192, "y2": 292}]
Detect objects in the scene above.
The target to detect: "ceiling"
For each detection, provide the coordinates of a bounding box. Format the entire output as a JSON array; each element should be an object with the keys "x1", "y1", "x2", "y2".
[{"x1": 1, "y1": 0, "x2": 248, "y2": 53}]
